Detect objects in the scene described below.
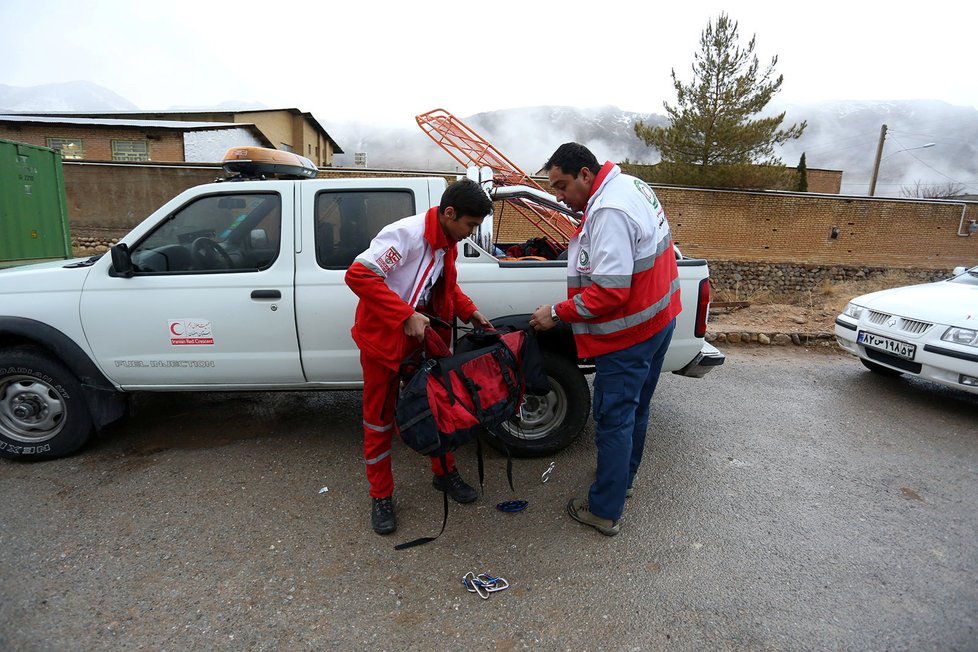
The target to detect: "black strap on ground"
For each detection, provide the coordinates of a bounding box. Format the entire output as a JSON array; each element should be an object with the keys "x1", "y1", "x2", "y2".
[
  {"x1": 476, "y1": 433, "x2": 485, "y2": 491},
  {"x1": 394, "y1": 452, "x2": 450, "y2": 551}
]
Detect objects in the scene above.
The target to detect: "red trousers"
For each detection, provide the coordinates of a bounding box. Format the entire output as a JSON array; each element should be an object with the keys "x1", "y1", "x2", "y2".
[{"x1": 361, "y1": 352, "x2": 454, "y2": 498}]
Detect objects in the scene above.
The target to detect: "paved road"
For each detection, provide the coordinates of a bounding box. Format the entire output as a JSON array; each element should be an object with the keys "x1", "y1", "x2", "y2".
[{"x1": 1, "y1": 347, "x2": 976, "y2": 651}]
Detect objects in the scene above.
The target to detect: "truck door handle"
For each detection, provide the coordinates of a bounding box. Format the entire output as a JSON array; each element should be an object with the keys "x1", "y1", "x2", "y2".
[{"x1": 251, "y1": 290, "x2": 281, "y2": 300}]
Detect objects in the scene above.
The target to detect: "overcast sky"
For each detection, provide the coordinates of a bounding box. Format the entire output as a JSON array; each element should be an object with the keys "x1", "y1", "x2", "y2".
[{"x1": 2, "y1": 0, "x2": 975, "y2": 128}]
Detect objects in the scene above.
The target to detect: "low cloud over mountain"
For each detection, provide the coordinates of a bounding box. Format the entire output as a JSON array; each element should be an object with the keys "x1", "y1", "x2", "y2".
[
  {"x1": 3, "y1": 81, "x2": 975, "y2": 196},
  {"x1": 0, "y1": 81, "x2": 139, "y2": 112}
]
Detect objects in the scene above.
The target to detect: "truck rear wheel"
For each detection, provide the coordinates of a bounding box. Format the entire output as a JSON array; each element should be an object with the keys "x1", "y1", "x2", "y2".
[
  {"x1": 489, "y1": 352, "x2": 590, "y2": 457},
  {"x1": 0, "y1": 348, "x2": 95, "y2": 460}
]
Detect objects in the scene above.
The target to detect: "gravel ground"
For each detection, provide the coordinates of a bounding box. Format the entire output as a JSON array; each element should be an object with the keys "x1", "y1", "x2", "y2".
[{"x1": 1, "y1": 348, "x2": 976, "y2": 651}]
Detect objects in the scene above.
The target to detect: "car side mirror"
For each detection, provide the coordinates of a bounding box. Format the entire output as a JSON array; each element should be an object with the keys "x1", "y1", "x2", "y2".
[
  {"x1": 953, "y1": 266, "x2": 966, "y2": 277},
  {"x1": 110, "y1": 243, "x2": 134, "y2": 278}
]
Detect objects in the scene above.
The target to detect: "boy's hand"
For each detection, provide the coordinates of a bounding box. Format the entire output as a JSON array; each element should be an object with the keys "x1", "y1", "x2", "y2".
[
  {"x1": 404, "y1": 311, "x2": 430, "y2": 340},
  {"x1": 469, "y1": 311, "x2": 492, "y2": 329}
]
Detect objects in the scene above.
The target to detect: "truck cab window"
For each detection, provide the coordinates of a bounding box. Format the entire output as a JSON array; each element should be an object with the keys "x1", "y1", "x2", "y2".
[
  {"x1": 315, "y1": 190, "x2": 415, "y2": 269},
  {"x1": 129, "y1": 193, "x2": 282, "y2": 274}
]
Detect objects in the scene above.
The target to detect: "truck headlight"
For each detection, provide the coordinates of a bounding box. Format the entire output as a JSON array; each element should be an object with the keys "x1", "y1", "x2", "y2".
[
  {"x1": 843, "y1": 303, "x2": 864, "y2": 320},
  {"x1": 942, "y1": 327, "x2": 978, "y2": 347}
]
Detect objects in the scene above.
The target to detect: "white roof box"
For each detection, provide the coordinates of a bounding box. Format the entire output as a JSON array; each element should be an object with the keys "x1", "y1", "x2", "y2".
[{"x1": 222, "y1": 146, "x2": 318, "y2": 179}]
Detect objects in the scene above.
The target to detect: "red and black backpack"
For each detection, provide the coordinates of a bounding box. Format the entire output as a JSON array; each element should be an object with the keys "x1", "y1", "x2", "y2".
[{"x1": 392, "y1": 324, "x2": 548, "y2": 549}]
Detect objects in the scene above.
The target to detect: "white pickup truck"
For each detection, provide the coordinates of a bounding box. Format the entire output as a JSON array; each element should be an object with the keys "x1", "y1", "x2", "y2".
[{"x1": 0, "y1": 150, "x2": 724, "y2": 460}]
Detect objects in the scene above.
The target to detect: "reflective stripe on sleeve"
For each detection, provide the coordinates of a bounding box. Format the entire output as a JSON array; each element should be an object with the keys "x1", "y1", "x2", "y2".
[
  {"x1": 355, "y1": 257, "x2": 386, "y2": 277},
  {"x1": 363, "y1": 420, "x2": 394, "y2": 432}
]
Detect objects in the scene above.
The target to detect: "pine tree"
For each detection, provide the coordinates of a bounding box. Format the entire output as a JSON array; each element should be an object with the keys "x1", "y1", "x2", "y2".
[
  {"x1": 796, "y1": 153, "x2": 809, "y2": 192},
  {"x1": 634, "y1": 13, "x2": 806, "y2": 182}
]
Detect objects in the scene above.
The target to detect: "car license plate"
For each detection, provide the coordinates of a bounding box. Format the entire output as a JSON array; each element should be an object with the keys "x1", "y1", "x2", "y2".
[{"x1": 857, "y1": 331, "x2": 916, "y2": 360}]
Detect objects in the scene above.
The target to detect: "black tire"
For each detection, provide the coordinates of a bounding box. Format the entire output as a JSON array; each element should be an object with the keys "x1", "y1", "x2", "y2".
[
  {"x1": 860, "y1": 358, "x2": 904, "y2": 377},
  {"x1": 0, "y1": 348, "x2": 95, "y2": 460},
  {"x1": 488, "y1": 351, "x2": 590, "y2": 457}
]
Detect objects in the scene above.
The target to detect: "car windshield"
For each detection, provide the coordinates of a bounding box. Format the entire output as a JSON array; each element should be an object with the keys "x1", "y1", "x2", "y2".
[{"x1": 950, "y1": 266, "x2": 978, "y2": 286}]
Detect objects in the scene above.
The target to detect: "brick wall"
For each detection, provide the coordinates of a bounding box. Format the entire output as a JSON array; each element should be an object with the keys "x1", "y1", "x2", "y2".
[
  {"x1": 656, "y1": 187, "x2": 978, "y2": 268},
  {"x1": 60, "y1": 163, "x2": 978, "y2": 271},
  {"x1": 806, "y1": 169, "x2": 841, "y2": 194},
  {"x1": 0, "y1": 124, "x2": 184, "y2": 162},
  {"x1": 64, "y1": 162, "x2": 221, "y2": 232}
]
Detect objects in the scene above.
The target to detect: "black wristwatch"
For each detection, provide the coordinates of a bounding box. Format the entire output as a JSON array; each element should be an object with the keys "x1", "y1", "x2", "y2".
[{"x1": 550, "y1": 305, "x2": 560, "y2": 322}]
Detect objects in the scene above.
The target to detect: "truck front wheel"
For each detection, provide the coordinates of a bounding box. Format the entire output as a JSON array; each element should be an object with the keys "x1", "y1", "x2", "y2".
[
  {"x1": 489, "y1": 352, "x2": 590, "y2": 457},
  {"x1": 0, "y1": 348, "x2": 95, "y2": 460}
]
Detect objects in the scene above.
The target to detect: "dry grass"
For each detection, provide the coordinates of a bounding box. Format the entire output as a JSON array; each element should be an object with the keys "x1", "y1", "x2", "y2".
[
  {"x1": 713, "y1": 287, "x2": 774, "y2": 304},
  {"x1": 815, "y1": 271, "x2": 921, "y2": 313},
  {"x1": 715, "y1": 270, "x2": 926, "y2": 314}
]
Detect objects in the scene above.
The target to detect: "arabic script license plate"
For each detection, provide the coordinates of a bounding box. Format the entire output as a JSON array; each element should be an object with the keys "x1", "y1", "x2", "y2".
[{"x1": 858, "y1": 331, "x2": 916, "y2": 360}]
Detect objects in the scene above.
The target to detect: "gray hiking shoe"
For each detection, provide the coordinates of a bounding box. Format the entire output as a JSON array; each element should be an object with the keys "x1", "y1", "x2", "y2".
[
  {"x1": 626, "y1": 485, "x2": 634, "y2": 498},
  {"x1": 567, "y1": 498, "x2": 620, "y2": 536}
]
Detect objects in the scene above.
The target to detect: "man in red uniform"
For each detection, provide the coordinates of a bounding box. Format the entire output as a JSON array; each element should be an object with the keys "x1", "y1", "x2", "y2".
[
  {"x1": 345, "y1": 179, "x2": 493, "y2": 535},
  {"x1": 531, "y1": 143, "x2": 680, "y2": 536}
]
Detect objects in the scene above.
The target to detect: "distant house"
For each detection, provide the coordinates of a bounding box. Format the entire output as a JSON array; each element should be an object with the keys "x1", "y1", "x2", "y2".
[
  {"x1": 0, "y1": 114, "x2": 274, "y2": 163},
  {"x1": 0, "y1": 108, "x2": 343, "y2": 166}
]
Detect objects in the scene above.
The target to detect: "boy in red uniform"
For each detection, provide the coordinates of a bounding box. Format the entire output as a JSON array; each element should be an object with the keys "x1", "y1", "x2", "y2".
[{"x1": 345, "y1": 179, "x2": 493, "y2": 535}]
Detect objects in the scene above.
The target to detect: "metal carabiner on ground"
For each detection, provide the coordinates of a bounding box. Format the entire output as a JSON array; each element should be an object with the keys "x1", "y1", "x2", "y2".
[
  {"x1": 462, "y1": 572, "x2": 490, "y2": 599},
  {"x1": 542, "y1": 461, "x2": 556, "y2": 483}
]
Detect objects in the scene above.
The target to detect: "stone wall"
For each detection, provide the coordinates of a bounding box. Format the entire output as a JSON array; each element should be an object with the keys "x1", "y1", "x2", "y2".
[{"x1": 707, "y1": 260, "x2": 949, "y2": 300}]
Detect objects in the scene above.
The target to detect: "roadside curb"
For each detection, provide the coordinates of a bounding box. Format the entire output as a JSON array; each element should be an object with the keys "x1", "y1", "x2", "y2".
[{"x1": 706, "y1": 330, "x2": 837, "y2": 348}]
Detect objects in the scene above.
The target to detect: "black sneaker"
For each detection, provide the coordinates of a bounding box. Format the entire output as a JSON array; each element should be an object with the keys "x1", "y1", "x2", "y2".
[
  {"x1": 432, "y1": 469, "x2": 478, "y2": 504},
  {"x1": 371, "y1": 496, "x2": 396, "y2": 535}
]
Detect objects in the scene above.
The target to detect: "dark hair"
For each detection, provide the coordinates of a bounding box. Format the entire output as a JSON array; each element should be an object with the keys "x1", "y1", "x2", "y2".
[
  {"x1": 544, "y1": 142, "x2": 601, "y2": 177},
  {"x1": 440, "y1": 178, "x2": 493, "y2": 219}
]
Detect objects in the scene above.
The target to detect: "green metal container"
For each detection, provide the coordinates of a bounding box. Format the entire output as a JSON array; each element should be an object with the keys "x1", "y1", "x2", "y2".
[{"x1": 0, "y1": 138, "x2": 72, "y2": 267}]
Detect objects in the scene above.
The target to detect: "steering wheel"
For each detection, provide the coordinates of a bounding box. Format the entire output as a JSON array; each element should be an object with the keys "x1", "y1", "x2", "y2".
[{"x1": 190, "y1": 237, "x2": 233, "y2": 270}]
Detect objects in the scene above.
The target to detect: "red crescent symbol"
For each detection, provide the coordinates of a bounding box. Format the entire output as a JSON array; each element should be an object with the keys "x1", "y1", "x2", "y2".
[{"x1": 170, "y1": 322, "x2": 183, "y2": 336}]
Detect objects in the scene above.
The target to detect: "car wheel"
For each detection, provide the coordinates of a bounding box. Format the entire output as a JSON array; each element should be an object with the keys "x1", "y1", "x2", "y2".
[
  {"x1": 488, "y1": 352, "x2": 590, "y2": 457},
  {"x1": 0, "y1": 348, "x2": 95, "y2": 460},
  {"x1": 860, "y1": 358, "x2": 904, "y2": 377}
]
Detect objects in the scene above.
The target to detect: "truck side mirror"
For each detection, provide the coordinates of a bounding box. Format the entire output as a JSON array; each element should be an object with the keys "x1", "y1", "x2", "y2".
[{"x1": 110, "y1": 243, "x2": 134, "y2": 278}]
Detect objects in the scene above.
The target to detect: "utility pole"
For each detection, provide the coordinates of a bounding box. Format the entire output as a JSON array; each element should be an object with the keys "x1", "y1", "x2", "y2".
[{"x1": 868, "y1": 123, "x2": 887, "y2": 196}]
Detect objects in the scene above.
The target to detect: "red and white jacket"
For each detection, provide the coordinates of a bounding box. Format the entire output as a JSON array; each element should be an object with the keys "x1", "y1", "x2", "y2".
[
  {"x1": 345, "y1": 206, "x2": 477, "y2": 369},
  {"x1": 553, "y1": 162, "x2": 681, "y2": 357}
]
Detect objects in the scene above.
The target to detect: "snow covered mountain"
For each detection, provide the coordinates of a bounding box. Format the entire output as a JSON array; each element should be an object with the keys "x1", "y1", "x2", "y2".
[{"x1": 0, "y1": 81, "x2": 139, "y2": 112}]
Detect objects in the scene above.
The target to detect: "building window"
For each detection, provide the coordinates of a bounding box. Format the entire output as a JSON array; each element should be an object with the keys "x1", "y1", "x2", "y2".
[
  {"x1": 46, "y1": 137, "x2": 85, "y2": 159},
  {"x1": 112, "y1": 140, "x2": 150, "y2": 161},
  {"x1": 280, "y1": 143, "x2": 293, "y2": 153}
]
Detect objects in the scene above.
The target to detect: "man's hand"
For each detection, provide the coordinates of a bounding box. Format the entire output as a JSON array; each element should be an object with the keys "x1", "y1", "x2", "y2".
[
  {"x1": 404, "y1": 311, "x2": 430, "y2": 341},
  {"x1": 469, "y1": 310, "x2": 492, "y2": 329},
  {"x1": 530, "y1": 304, "x2": 557, "y2": 331}
]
